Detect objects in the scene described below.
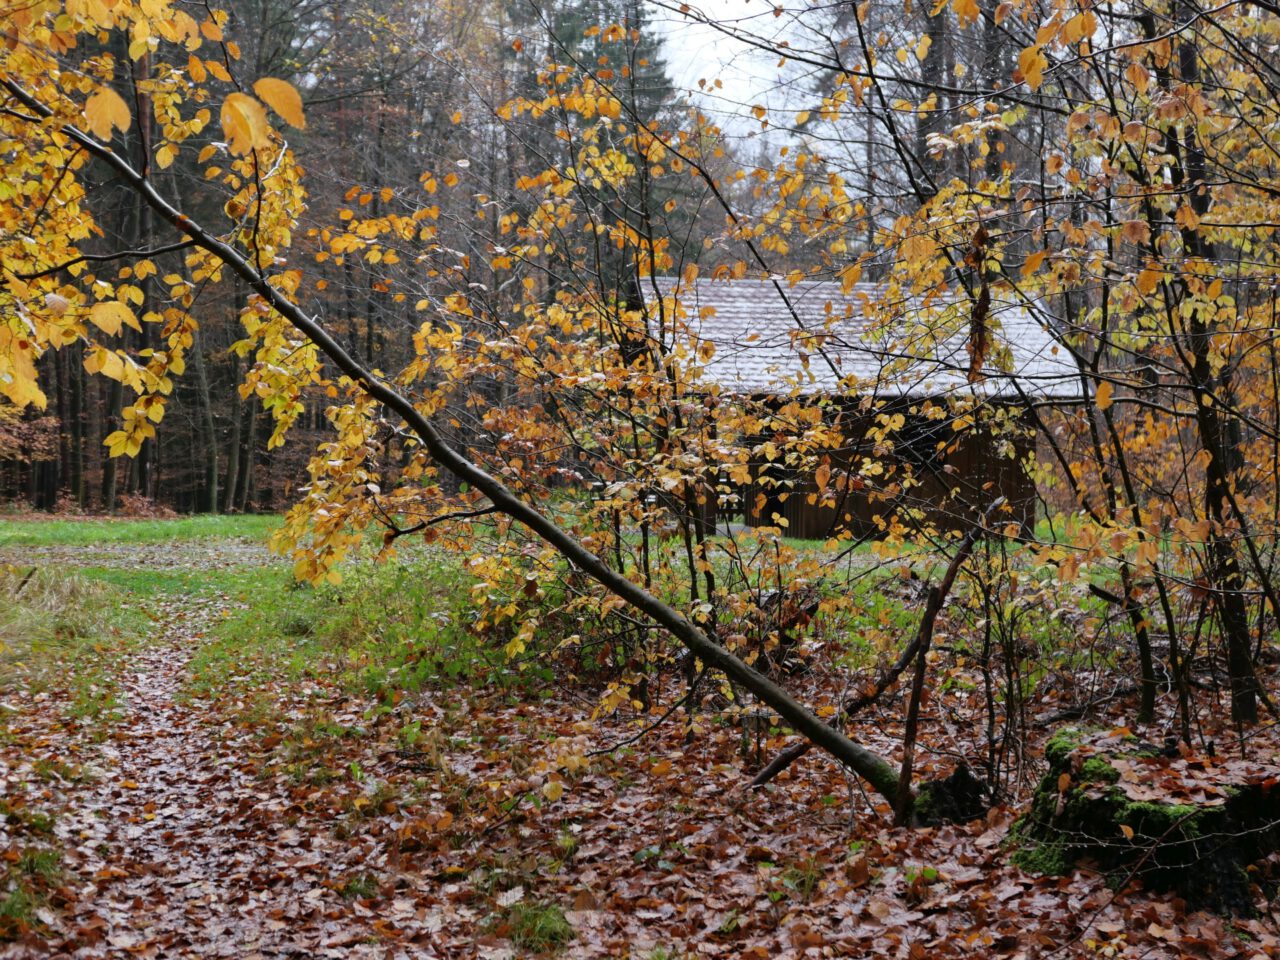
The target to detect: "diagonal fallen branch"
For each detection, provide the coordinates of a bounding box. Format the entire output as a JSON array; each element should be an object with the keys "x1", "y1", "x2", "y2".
[
  {"x1": 750, "y1": 503, "x2": 1000, "y2": 795},
  {"x1": 2, "y1": 78, "x2": 910, "y2": 807}
]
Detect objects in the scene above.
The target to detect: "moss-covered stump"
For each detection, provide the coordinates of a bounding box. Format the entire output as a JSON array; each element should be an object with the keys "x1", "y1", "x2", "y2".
[
  {"x1": 1011, "y1": 728, "x2": 1280, "y2": 913},
  {"x1": 913, "y1": 763, "x2": 989, "y2": 825}
]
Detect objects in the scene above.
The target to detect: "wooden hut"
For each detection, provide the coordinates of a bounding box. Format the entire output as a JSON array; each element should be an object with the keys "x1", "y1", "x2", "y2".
[{"x1": 649, "y1": 277, "x2": 1077, "y2": 539}]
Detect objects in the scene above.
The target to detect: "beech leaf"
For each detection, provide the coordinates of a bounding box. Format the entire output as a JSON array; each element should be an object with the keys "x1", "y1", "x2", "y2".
[
  {"x1": 84, "y1": 86, "x2": 132, "y2": 141},
  {"x1": 220, "y1": 93, "x2": 271, "y2": 155},
  {"x1": 253, "y1": 78, "x2": 306, "y2": 129},
  {"x1": 1095, "y1": 380, "x2": 1114, "y2": 412},
  {"x1": 90, "y1": 302, "x2": 139, "y2": 336}
]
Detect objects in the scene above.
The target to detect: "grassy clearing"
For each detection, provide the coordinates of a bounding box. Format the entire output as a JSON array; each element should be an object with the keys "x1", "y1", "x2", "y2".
[
  {"x1": 75, "y1": 564, "x2": 267, "y2": 598},
  {"x1": 0, "y1": 513, "x2": 279, "y2": 548}
]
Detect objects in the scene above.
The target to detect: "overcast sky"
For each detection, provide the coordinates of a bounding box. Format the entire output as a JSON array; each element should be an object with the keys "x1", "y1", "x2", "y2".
[{"x1": 646, "y1": 0, "x2": 810, "y2": 142}]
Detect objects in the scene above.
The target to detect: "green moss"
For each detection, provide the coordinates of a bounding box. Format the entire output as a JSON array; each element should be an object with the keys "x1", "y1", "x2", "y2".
[
  {"x1": 1045, "y1": 727, "x2": 1084, "y2": 767},
  {"x1": 1118, "y1": 801, "x2": 1206, "y2": 837},
  {"x1": 1012, "y1": 836, "x2": 1071, "y2": 875},
  {"x1": 1079, "y1": 757, "x2": 1120, "y2": 784},
  {"x1": 911, "y1": 781, "x2": 943, "y2": 825},
  {"x1": 1015, "y1": 730, "x2": 1280, "y2": 912}
]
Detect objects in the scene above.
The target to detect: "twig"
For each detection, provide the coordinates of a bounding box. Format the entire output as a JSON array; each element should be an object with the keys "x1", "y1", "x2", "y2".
[
  {"x1": 589, "y1": 668, "x2": 705, "y2": 756},
  {"x1": 373, "y1": 501, "x2": 498, "y2": 543},
  {"x1": 12, "y1": 567, "x2": 36, "y2": 597},
  {"x1": 14, "y1": 240, "x2": 196, "y2": 280}
]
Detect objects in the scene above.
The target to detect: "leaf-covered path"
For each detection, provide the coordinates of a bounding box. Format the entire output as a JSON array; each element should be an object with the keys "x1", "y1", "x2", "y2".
[
  {"x1": 44, "y1": 593, "x2": 398, "y2": 957},
  {"x1": 1, "y1": 540, "x2": 442, "y2": 957}
]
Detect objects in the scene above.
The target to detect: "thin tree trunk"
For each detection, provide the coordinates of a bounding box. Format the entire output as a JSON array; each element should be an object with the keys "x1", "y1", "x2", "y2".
[
  {"x1": 191, "y1": 327, "x2": 219, "y2": 512},
  {"x1": 223, "y1": 353, "x2": 242, "y2": 511}
]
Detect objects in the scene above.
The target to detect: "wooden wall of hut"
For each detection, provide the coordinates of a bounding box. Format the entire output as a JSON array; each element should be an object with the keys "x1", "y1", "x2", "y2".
[{"x1": 737, "y1": 404, "x2": 1036, "y2": 540}]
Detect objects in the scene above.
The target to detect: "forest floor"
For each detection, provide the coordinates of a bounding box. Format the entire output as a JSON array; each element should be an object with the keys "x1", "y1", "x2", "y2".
[{"x1": 1, "y1": 518, "x2": 1279, "y2": 958}]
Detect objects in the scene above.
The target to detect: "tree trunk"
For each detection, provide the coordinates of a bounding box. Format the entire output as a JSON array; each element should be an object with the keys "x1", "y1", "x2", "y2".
[
  {"x1": 223, "y1": 353, "x2": 242, "y2": 512},
  {"x1": 190, "y1": 327, "x2": 219, "y2": 512}
]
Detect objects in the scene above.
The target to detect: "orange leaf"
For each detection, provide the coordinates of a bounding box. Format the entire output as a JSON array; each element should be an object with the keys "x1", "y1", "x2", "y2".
[
  {"x1": 1018, "y1": 46, "x2": 1048, "y2": 90},
  {"x1": 220, "y1": 93, "x2": 271, "y2": 155},
  {"x1": 253, "y1": 77, "x2": 306, "y2": 129},
  {"x1": 84, "y1": 86, "x2": 131, "y2": 140},
  {"x1": 1095, "y1": 380, "x2": 1114, "y2": 412}
]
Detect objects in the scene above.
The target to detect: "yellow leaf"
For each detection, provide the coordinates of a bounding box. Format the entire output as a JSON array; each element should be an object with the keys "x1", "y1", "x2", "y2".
[
  {"x1": 253, "y1": 77, "x2": 305, "y2": 129},
  {"x1": 1062, "y1": 11, "x2": 1095, "y2": 44},
  {"x1": 541, "y1": 780, "x2": 564, "y2": 802},
  {"x1": 1017, "y1": 46, "x2": 1047, "y2": 90},
  {"x1": 0, "y1": 327, "x2": 45, "y2": 409},
  {"x1": 85, "y1": 347, "x2": 125, "y2": 381},
  {"x1": 1136, "y1": 268, "x2": 1160, "y2": 295},
  {"x1": 205, "y1": 58, "x2": 231, "y2": 83},
  {"x1": 220, "y1": 93, "x2": 271, "y2": 155},
  {"x1": 104, "y1": 429, "x2": 129, "y2": 456},
  {"x1": 84, "y1": 86, "x2": 131, "y2": 140},
  {"x1": 952, "y1": 0, "x2": 980, "y2": 27},
  {"x1": 90, "y1": 301, "x2": 139, "y2": 336},
  {"x1": 1095, "y1": 380, "x2": 1114, "y2": 411}
]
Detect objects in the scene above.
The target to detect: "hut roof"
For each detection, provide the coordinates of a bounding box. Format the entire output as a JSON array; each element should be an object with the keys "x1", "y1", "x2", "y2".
[{"x1": 648, "y1": 277, "x2": 1079, "y2": 399}]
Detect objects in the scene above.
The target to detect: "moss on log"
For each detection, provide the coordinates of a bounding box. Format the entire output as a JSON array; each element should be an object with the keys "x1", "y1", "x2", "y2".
[{"x1": 1011, "y1": 728, "x2": 1280, "y2": 913}]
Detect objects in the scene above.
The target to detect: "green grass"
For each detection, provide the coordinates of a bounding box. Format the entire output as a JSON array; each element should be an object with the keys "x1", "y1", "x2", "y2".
[
  {"x1": 0, "y1": 513, "x2": 279, "y2": 548},
  {"x1": 16, "y1": 849, "x2": 60, "y2": 882},
  {"x1": 505, "y1": 900, "x2": 574, "y2": 953},
  {"x1": 0, "y1": 881, "x2": 42, "y2": 938},
  {"x1": 0, "y1": 847, "x2": 61, "y2": 941},
  {"x1": 339, "y1": 872, "x2": 380, "y2": 900},
  {"x1": 189, "y1": 554, "x2": 500, "y2": 707},
  {"x1": 76, "y1": 564, "x2": 270, "y2": 598}
]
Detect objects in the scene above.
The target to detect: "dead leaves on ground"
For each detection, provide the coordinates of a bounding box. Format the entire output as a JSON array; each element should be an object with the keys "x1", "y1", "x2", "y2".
[{"x1": 2, "y1": 559, "x2": 1279, "y2": 957}]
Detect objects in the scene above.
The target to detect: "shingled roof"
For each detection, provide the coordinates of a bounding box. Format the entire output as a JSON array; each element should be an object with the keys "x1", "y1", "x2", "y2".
[{"x1": 648, "y1": 277, "x2": 1079, "y2": 399}]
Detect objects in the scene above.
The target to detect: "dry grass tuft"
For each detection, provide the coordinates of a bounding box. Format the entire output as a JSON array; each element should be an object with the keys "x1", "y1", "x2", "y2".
[{"x1": 0, "y1": 564, "x2": 117, "y2": 687}]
